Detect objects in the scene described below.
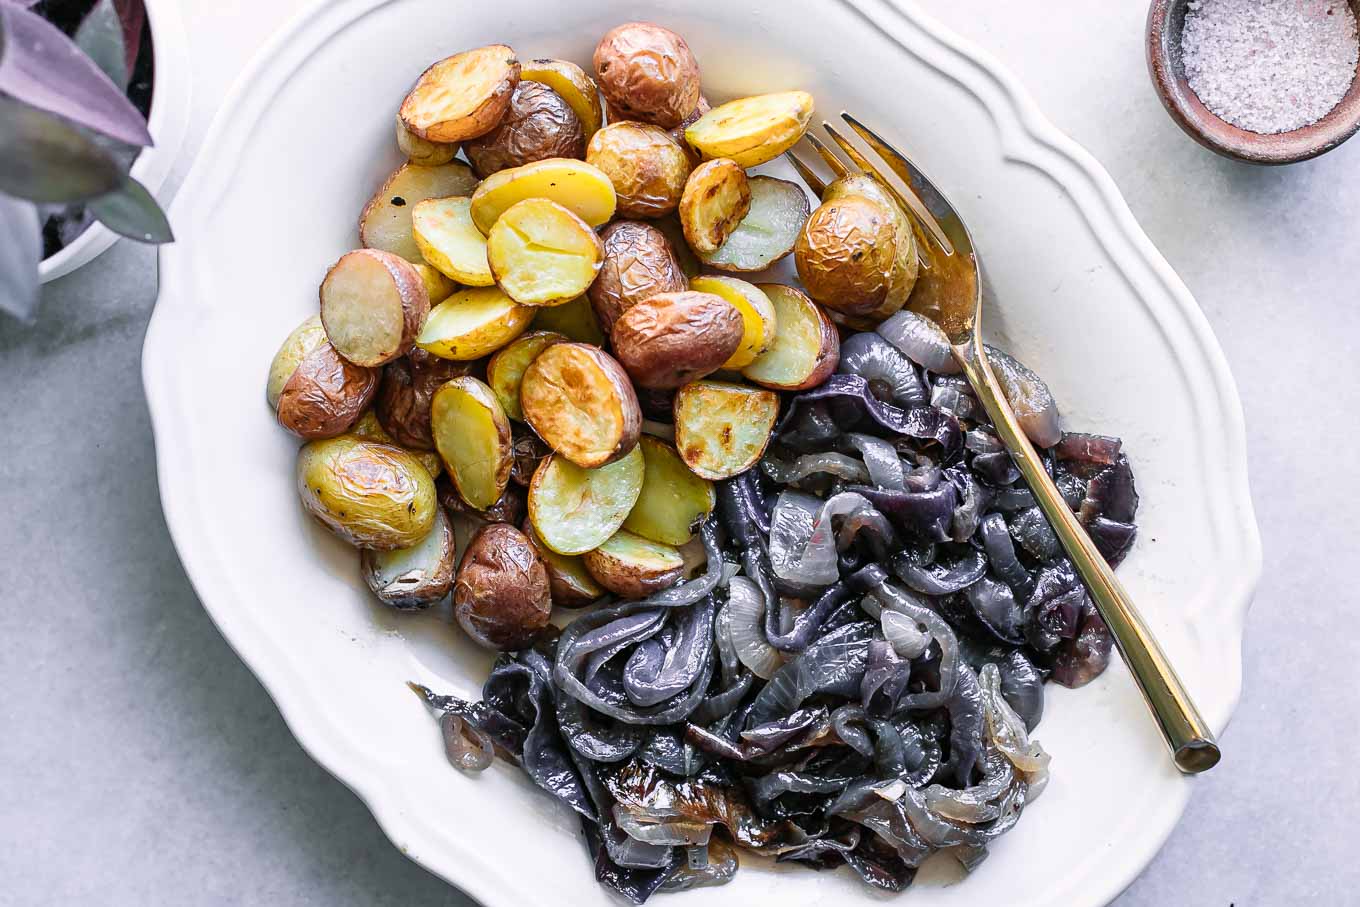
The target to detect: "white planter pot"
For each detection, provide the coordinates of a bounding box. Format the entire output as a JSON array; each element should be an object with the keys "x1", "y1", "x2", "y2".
[{"x1": 38, "y1": 0, "x2": 192, "y2": 282}]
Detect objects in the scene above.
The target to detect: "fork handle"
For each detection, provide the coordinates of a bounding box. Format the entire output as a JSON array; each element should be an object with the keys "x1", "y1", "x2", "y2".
[{"x1": 956, "y1": 341, "x2": 1220, "y2": 774}]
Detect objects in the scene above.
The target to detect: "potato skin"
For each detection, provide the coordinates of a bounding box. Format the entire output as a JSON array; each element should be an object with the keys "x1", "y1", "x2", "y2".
[
  {"x1": 586, "y1": 121, "x2": 691, "y2": 218},
  {"x1": 521, "y1": 519, "x2": 603, "y2": 608},
  {"x1": 668, "y1": 95, "x2": 709, "y2": 166},
  {"x1": 296, "y1": 436, "x2": 437, "y2": 549},
  {"x1": 360, "y1": 508, "x2": 456, "y2": 609},
  {"x1": 610, "y1": 291, "x2": 744, "y2": 389},
  {"x1": 375, "y1": 348, "x2": 470, "y2": 450},
  {"x1": 269, "y1": 316, "x2": 379, "y2": 439},
  {"x1": 437, "y1": 474, "x2": 527, "y2": 525},
  {"x1": 509, "y1": 425, "x2": 552, "y2": 486},
  {"x1": 795, "y1": 194, "x2": 899, "y2": 317},
  {"x1": 453, "y1": 523, "x2": 551, "y2": 651},
  {"x1": 593, "y1": 23, "x2": 701, "y2": 129},
  {"x1": 588, "y1": 220, "x2": 688, "y2": 332},
  {"x1": 463, "y1": 81, "x2": 586, "y2": 178}
]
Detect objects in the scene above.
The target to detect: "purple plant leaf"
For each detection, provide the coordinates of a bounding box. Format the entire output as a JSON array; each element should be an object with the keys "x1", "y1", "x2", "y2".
[
  {"x1": 0, "y1": 2, "x2": 152, "y2": 146},
  {"x1": 75, "y1": 0, "x2": 129, "y2": 90},
  {"x1": 113, "y1": 0, "x2": 144, "y2": 75},
  {"x1": 88, "y1": 174, "x2": 173, "y2": 243},
  {"x1": 0, "y1": 95, "x2": 124, "y2": 202},
  {"x1": 0, "y1": 194, "x2": 41, "y2": 320}
]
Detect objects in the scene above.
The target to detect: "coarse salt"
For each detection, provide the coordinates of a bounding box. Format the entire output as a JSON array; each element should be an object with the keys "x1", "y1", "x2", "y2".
[{"x1": 1181, "y1": 0, "x2": 1359, "y2": 134}]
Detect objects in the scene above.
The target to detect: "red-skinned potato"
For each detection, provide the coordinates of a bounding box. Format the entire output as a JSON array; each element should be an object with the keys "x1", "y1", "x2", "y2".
[
  {"x1": 522, "y1": 518, "x2": 604, "y2": 608},
  {"x1": 668, "y1": 95, "x2": 709, "y2": 167},
  {"x1": 585, "y1": 121, "x2": 692, "y2": 218},
  {"x1": 320, "y1": 249, "x2": 430, "y2": 367},
  {"x1": 463, "y1": 80, "x2": 586, "y2": 178},
  {"x1": 437, "y1": 473, "x2": 527, "y2": 525},
  {"x1": 453, "y1": 522, "x2": 551, "y2": 650},
  {"x1": 587, "y1": 220, "x2": 688, "y2": 333},
  {"x1": 375, "y1": 348, "x2": 470, "y2": 450},
  {"x1": 268, "y1": 315, "x2": 379, "y2": 439},
  {"x1": 400, "y1": 45, "x2": 521, "y2": 143},
  {"x1": 740, "y1": 284, "x2": 839, "y2": 391},
  {"x1": 509, "y1": 424, "x2": 553, "y2": 486},
  {"x1": 520, "y1": 343, "x2": 642, "y2": 468},
  {"x1": 583, "y1": 530, "x2": 685, "y2": 598},
  {"x1": 610, "y1": 291, "x2": 744, "y2": 389},
  {"x1": 593, "y1": 23, "x2": 701, "y2": 129},
  {"x1": 521, "y1": 58, "x2": 604, "y2": 141},
  {"x1": 360, "y1": 507, "x2": 456, "y2": 609}
]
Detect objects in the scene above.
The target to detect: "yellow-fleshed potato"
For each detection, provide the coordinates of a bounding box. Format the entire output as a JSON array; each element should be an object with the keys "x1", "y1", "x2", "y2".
[
  {"x1": 585, "y1": 121, "x2": 692, "y2": 218},
  {"x1": 685, "y1": 91, "x2": 814, "y2": 167},
  {"x1": 741, "y1": 284, "x2": 840, "y2": 391},
  {"x1": 463, "y1": 81, "x2": 586, "y2": 178},
  {"x1": 431, "y1": 376, "x2": 513, "y2": 510},
  {"x1": 674, "y1": 380, "x2": 780, "y2": 480},
  {"x1": 453, "y1": 522, "x2": 551, "y2": 651},
  {"x1": 486, "y1": 198, "x2": 604, "y2": 306},
  {"x1": 395, "y1": 115, "x2": 459, "y2": 166},
  {"x1": 587, "y1": 220, "x2": 688, "y2": 332},
  {"x1": 520, "y1": 342, "x2": 641, "y2": 468},
  {"x1": 320, "y1": 249, "x2": 430, "y2": 367},
  {"x1": 360, "y1": 507, "x2": 456, "y2": 609},
  {"x1": 486, "y1": 330, "x2": 567, "y2": 420},
  {"x1": 410, "y1": 262, "x2": 455, "y2": 304},
  {"x1": 351, "y1": 410, "x2": 443, "y2": 479},
  {"x1": 622, "y1": 436, "x2": 715, "y2": 545},
  {"x1": 296, "y1": 435, "x2": 437, "y2": 549},
  {"x1": 687, "y1": 276, "x2": 777, "y2": 370},
  {"x1": 268, "y1": 315, "x2": 379, "y2": 439},
  {"x1": 522, "y1": 518, "x2": 604, "y2": 608},
  {"x1": 610, "y1": 290, "x2": 744, "y2": 389},
  {"x1": 399, "y1": 44, "x2": 521, "y2": 143},
  {"x1": 699, "y1": 175, "x2": 810, "y2": 272},
  {"x1": 416, "y1": 286, "x2": 534, "y2": 360},
  {"x1": 374, "y1": 348, "x2": 470, "y2": 450},
  {"x1": 528, "y1": 446, "x2": 645, "y2": 555},
  {"x1": 522, "y1": 58, "x2": 604, "y2": 141},
  {"x1": 359, "y1": 161, "x2": 478, "y2": 262},
  {"x1": 469, "y1": 158, "x2": 617, "y2": 233},
  {"x1": 679, "y1": 158, "x2": 751, "y2": 254},
  {"x1": 412, "y1": 197, "x2": 494, "y2": 287},
  {"x1": 593, "y1": 23, "x2": 701, "y2": 129},
  {"x1": 531, "y1": 294, "x2": 607, "y2": 345},
  {"x1": 583, "y1": 530, "x2": 685, "y2": 598}
]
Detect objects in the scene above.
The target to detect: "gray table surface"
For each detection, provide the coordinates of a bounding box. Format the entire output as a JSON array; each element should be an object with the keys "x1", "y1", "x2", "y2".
[{"x1": 2, "y1": 1, "x2": 1356, "y2": 904}]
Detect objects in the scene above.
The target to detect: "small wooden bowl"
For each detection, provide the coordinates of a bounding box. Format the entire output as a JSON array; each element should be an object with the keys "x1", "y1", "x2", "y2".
[{"x1": 1147, "y1": 0, "x2": 1360, "y2": 164}]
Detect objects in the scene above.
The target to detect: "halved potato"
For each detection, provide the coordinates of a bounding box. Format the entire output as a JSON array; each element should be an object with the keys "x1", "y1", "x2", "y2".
[
  {"x1": 320, "y1": 249, "x2": 430, "y2": 367},
  {"x1": 585, "y1": 121, "x2": 692, "y2": 218},
  {"x1": 684, "y1": 91, "x2": 814, "y2": 167},
  {"x1": 486, "y1": 198, "x2": 604, "y2": 306},
  {"x1": 268, "y1": 315, "x2": 379, "y2": 439},
  {"x1": 522, "y1": 518, "x2": 604, "y2": 608},
  {"x1": 521, "y1": 58, "x2": 603, "y2": 140},
  {"x1": 688, "y1": 275, "x2": 777, "y2": 370},
  {"x1": 359, "y1": 161, "x2": 479, "y2": 262},
  {"x1": 486, "y1": 330, "x2": 567, "y2": 420},
  {"x1": 296, "y1": 435, "x2": 437, "y2": 549},
  {"x1": 679, "y1": 158, "x2": 750, "y2": 254},
  {"x1": 528, "y1": 446, "x2": 645, "y2": 555},
  {"x1": 673, "y1": 380, "x2": 780, "y2": 480},
  {"x1": 668, "y1": 96, "x2": 710, "y2": 167},
  {"x1": 374, "y1": 348, "x2": 469, "y2": 450},
  {"x1": 622, "y1": 435, "x2": 715, "y2": 545},
  {"x1": 399, "y1": 44, "x2": 520, "y2": 143},
  {"x1": 351, "y1": 409, "x2": 443, "y2": 479},
  {"x1": 412, "y1": 197, "x2": 494, "y2": 286},
  {"x1": 530, "y1": 294, "x2": 607, "y2": 345},
  {"x1": 431, "y1": 376, "x2": 513, "y2": 510},
  {"x1": 410, "y1": 262, "x2": 455, "y2": 304},
  {"x1": 360, "y1": 507, "x2": 456, "y2": 609},
  {"x1": 698, "y1": 176, "x2": 810, "y2": 272},
  {"x1": 395, "y1": 115, "x2": 459, "y2": 166},
  {"x1": 610, "y1": 290, "x2": 744, "y2": 389},
  {"x1": 469, "y1": 158, "x2": 617, "y2": 233},
  {"x1": 741, "y1": 284, "x2": 839, "y2": 391},
  {"x1": 588, "y1": 220, "x2": 688, "y2": 333},
  {"x1": 583, "y1": 530, "x2": 685, "y2": 598},
  {"x1": 416, "y1": 286, "x2": 534, "y2": 360},
  {"x1": 520, "y1": 342, "x2": 641, "y2": 467}
]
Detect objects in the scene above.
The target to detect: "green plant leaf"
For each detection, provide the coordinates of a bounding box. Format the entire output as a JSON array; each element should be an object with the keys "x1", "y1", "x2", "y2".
[
  {"x1": 88, "y1": 175, "x2": 173, "y2": 244},
  {"x1": 0, "y1": 194, "x2": 42, "y2": 321},
  {"x1": 74, "y1": 0, "x2": 129, "y2": 90},
  {"x1": 0, "y1": 95, "x2": 124, "y2": 203}
]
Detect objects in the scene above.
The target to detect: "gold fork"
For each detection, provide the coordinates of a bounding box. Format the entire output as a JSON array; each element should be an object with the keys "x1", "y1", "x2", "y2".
[{"x1": 786, "y1": 113, "x2": 1220, "y2": 774}]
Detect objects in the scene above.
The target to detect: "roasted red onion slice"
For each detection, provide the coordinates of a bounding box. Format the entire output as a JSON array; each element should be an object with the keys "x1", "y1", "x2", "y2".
[{"x1": 876, "y1": 309, "x2": 961, "y2": 374}]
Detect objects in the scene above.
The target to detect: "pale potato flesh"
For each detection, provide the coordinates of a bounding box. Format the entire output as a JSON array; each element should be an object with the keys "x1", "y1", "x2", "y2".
[
  {"x1": 359, "y1": 161, "x2": 478, "y2": 262},
  {"x1": 395, "y1": 115, "x2": 459, "y2": 165},
  {"x1": 679, "y1": 158, "x2": 751, "y2": 254},
  {"x1": 523, "y1": 519, "x2": 604, "y2": 607},
  {"x1": 622, "y1": 436, "x2": 715, "y2": 545},
  {"x1": 486, "y1": 198, "x2": 605, "y2": 306},
  {"x1": 416, "y1": 286, "x2": 534, "y2": 360},
  {"x1": 410, "y1": 262, "x2": 455, "y2": 304},
  {"x1": 361, "y1": 507, "x2": 456, "y2": 609},
  {"x1": 520, "y1": 343, "x2": 641, "y2": 468},
  {"x1": 486, "y1": 330, "x2": 567, "y2": 420},
  {"x1": 583, "y1": 529, "x2": 685, "y2": 598},
  {"x1": 412, "y1": 196, "x2": 494, "y2": 286},
  {"x1": 431, "y1": 376, "x2": 513, "y2": 510},
  {"x1": 530, "y1": 295, "x2": 607, "y2": 345},
  {"x1": 399, "y1": 45, "x2": 520, "y2": 143},
  {"x1": 521, "y1": 58, "x2": 603, "y2": 140},
  {"x1": 699, "y1": 176, "x2": 810, "y2": 272},
  {"x1": 470, "y1": 158, "x2": 617, "y2": 233},
  {"x1": 320, "y1": 249, "x2": 427, "y2": 367},
  {"x1": 528, "y1": 446, "x2": 645, "y2": 555},
  {"x1": 688, "y1": 275, "x2": 777, "y2": 370},
  {"x1": 673, "y1": 380, "x2": 779, "y2": 480},
  {"x1": 684, "y1": 91, "x2": 814, "y2": 167},
  {"x1": 741, "y1": 284, "x2": 839, "y2": 390}
]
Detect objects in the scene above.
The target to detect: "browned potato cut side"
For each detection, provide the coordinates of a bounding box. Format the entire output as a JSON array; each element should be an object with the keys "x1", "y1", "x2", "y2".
[
  {"x1": 585, "y1": 121, "x2": 692, "y2": 219},
  {"x1": 679, "y1": 158, "x2": 751, "y2": 254},
  {"x1": 688, "y1": 275, "x2": 777, "y2": 370},
  {"x1": 412, "y1": 197, "x2": 494, "y2": 287},
  {"x1": 520, "y1": 342, "x2": 641, "y2": 468},
  {"x1": 374, "y1": 348, "x2": 470, "y2": 450},
  {"x1": 395, "y1": 115, "x2": 459, "y2": 165},
  {"x1": 296, "y1": 436, "x2": 437, "y2": 549},
  {"x1": 593, "y1": 23, "x2": 701, "y2": 129},
  {"x1": 430, "y1": 376, "x2": 513, "y2": 510},
  {"x1": 622, "y1": 436, "x2": 715, "y2": 545},
  {"x1": 400, "y1": 44, "x2": 521, "y2": 143},
  {"x1": 361, "y1": 507, "x2": 456, "y2": 609},
  {"x1": 610, "y1": 291, "x2": 744, "y2": 389},
  {"x1": 698, "y1": 176, "x2": 810, "y2": 272},
  {"x1": 359, "y1": 161, "x2": 479, "y2": 262},
  {"x1": 527, "y1": 446, "x2": 645, "y2": 555},
  {"x1": 521, "y1": 58, "x2": 604, "y2": 140},
  {"x1": 320, "y1": 249, "x2": 430, "y2": 367},
  {"x1": 486, "y1": 330, "x2": 568, "y2": 420},
  {"x1": 684, "y1": 91, "x2": 814, "y2": 167},
  {"x1": 416, "y1": 286, "x2": 534, "y2": 360},
  {"x1": 587, "y1": 220, "x2": 688, "y2": 332},
  {"x1": 470, "y1": 158, "x2": 617, "y2": 233},
  {"x1": 522, "y1": 518, "x2": 604, "y2": 608},
  {"x1": 486, "y1": 198, "x2": 604, "y2": 306},
  {"x1": 453, "y1": 522, "x2": 551, "y2": 650},
  {"x1": 463, "y1": 81, "x2": 586, "y2": 178},
  {"x1": 531, "y1": 294, "x2": 607, "y2": 346},
  {"x1": 351, "y1": 410, "x2": 443, "y2": 479},
  {"x1": 741, "y1": 284, "x2": 840, "y2": 391},
  {"x1": 583, "y1": 530, "x2": 685, "y2": 599},
  {"x1": 673, "y1": 381, "x2": 779, "y2": 480}
]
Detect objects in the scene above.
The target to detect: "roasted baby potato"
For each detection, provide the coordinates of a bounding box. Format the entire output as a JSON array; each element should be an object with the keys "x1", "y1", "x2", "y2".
[
  {"x1": 296, "y1": 435, "x2": 437, "y2": 549},
  {"x1": 395, "y1": 115, "x2": 459, "y2": 166},
  {"x1": 509, "y1": 424, "x2": 552, "y2": 486},
  {"x1": 412, "y1": 196, "x2": 494, "y2": 286},
  {"x1": 320, "y1": 249, "x2": 430, "y2": 367},
  {"x1": 375, "y1": 347, "x2": 470, "y2": 449},
  {"x1": 453, "y1": 522, "x2": 551, "y2": 651},
  {"x1": 400, "y1": 44, "x2": 521, "y2": 143},
  {"x1": 668, "y1": 95, "x2": 709, "y2": 167},
  {"x1": 520, "y1": 342, "x2": 641, "y2": 467},
  {"x1": 593, "y1": 23, "x2": 701, "y2": 129},
  {"x1": 688, "y1": 275, "x2": 777, "y2": 370},
  {"x1": 611, "y1": 290, "x2": 744, "y2": 389},
  {"x1": 351, "y1": 410, "x2": 443, "y2": 479},
  {"x1": 438, "y1": 473, "x2": 526, "y2": 525},
  {"x1": 359, "y1": 161, "x2": 478, "y2": 262},
  {"x1": 486, "y1": 198, "x2": 604, "y2": 306},
  {"x1": 698, "y1": 176, "x2": 810, "y2": 272},
  {"x1": 527, "y1": 445, "x2": 645, "y2": 554},
  {"x1": 679, "y1": 158, "x2": 750, "y2": 254},
  {"x1": 652, "y1": 214, "x2": 700, "y2": 278},
  {"x1": 521, "y1": 58, "x2": 604, "y2": 141},
  {"x1": 531, "y1": 294, "x2": 607, "y2": 345},
  {"x1": 431, "y1": 376, "x2": 513, "y2": 510},
  {"x1": 622, "y1": 436, "x2": 715, "y2": 545},
  {"x1": 360, "y1": 507, "x2": 456, "y2": 609},
  {"x1": 585, "y1": 121, "x2": 692, "y2": 218},
  {"x1": 521, "y1": 519, "x2": 604, "y2": 608},
  {"x1": 684, "y1": 91, "x2": 814, "y2": 167},
  {"x1": 583, "y1": 530, "x2": 685, "y2": 598},
  {"x1": 486, "y1": 330, "x2": 567, "y2": 420},
  {"x1": 741, "y1": 284, "x2": 840, "y2": 391},
  {"x1": 268, "y1": 315, "x2": 379, "y2": 439},
  {"x1": 469, "y1": 158, "x2": 617, "y2": 232},
  {"x1": 416, "y1": 286, "x2": 534, "y2": 360},
  {"x1": 673, "y1": 380, "x2": 780, "y2": 479},
  {"x1": 410, "y1": 262, "x2": 455, "y2": 304},
  {"x1": 463, "y1": 80, "x2": 586, "y2": 178},
  {"x1": 588, "y1": 220, "x2": 688, "y2": 332}
]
